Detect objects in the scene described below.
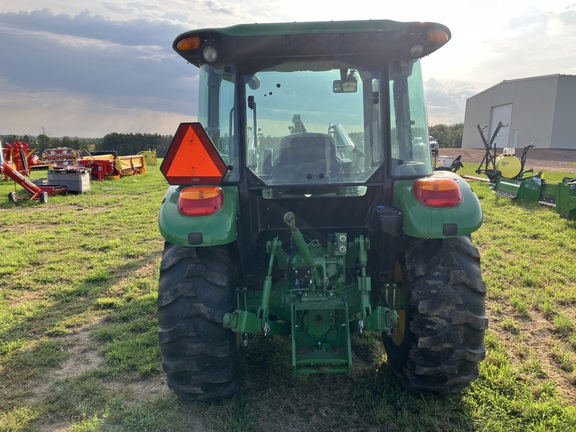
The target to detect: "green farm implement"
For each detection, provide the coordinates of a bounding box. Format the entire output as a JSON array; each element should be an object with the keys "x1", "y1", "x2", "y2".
[
  {"x1": 157, "y1": 19, "x2": 488, "y2": 401},
  {"x1": 475, "y1": 123, "x2": 576, "y2": 218},
  {"x1": 493, "y1": 173, "x2": 576, "y2": 219}
]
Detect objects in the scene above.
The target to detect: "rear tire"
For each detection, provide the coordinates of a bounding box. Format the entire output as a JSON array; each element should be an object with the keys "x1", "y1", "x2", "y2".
[
  {"x1": 158, "y1": 243, "x2": 243, "y2": 400},
  {"x1": 383, "y1": 236, "x2": 488, "y2": 394}
]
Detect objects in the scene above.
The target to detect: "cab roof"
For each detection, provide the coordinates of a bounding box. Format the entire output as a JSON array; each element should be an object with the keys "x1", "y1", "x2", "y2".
[{"x1": 173, "y1": 19, "x2": 451, "y2": 68}]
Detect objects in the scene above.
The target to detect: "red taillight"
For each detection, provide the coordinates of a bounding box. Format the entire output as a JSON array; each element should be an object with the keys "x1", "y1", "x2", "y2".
[
  {"x1": 178, "y1": 186, "x2": 223, "y2": 216},
  {"x1": 413, "y1": 178, "x2": 462, "y2": 207}
]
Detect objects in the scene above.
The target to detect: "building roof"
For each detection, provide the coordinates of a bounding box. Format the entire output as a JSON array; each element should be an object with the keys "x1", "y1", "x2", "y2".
[{"x1": 468, "y1": 74, "x2": 576, "y2": 100}]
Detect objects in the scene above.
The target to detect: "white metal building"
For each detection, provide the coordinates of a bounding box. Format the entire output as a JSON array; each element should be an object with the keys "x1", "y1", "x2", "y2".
[{"x1": 462, "y1": 74, "x2": 576, "y2": 150}]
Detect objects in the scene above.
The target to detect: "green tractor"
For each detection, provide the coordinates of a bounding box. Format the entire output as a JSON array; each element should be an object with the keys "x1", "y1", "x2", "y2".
[{"x1": 158, "y1": 19, "x2": 488, "y2": 401}]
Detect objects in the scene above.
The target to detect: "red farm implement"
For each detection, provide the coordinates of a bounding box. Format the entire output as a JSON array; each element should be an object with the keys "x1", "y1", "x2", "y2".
[
  {"x1": 43, "y1": 147, "x2": 80, "y2": 168},
  {"x1": 2, "y1": 160, "x2": 66, "y2": 203},
  {"x1": 43, "y1": 148, "x2": 147, "y2": 180},
  {"x1": 1, "y1": 141, "x2": 41, "y2": 178},
  {"x1": 1, "y1": 141, "x2": 67, "y2": 203},
  {"x1": 77, "y1": 151, "x2": 147, "y2": 180}
]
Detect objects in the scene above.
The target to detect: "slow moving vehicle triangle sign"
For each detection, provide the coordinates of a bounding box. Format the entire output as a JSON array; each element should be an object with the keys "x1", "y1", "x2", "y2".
[{"x1": 160, "y1": 122, "x2": 228, "y2": 185}]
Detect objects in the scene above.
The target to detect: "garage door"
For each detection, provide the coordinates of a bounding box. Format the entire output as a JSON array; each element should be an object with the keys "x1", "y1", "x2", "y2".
[{"x1": 489, "y1": 104, "x2": 512, "y2": 148}]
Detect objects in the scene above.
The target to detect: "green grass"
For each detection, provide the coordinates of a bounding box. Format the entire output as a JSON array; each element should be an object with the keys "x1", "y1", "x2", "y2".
[{"x1": 1, "y1": 163, "x2": 576, "y2": 431}]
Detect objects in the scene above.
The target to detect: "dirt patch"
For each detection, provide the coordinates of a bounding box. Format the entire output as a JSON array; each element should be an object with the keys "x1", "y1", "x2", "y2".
[
  {"x1": 49, "y1": 328, "x2": 105, "y2": 381},
  {"x1": 106, "y1": 374, "x2": 169, "y2": 406},
  {"x1": 30, "y1": 326, "x2": 106, "y2": 404},
  {"x1": 32, "y1": 326, "x2": 177, "y2": 432},
  {"x1": 0, "y1": 223, "x2": 47, "y2": 234}
]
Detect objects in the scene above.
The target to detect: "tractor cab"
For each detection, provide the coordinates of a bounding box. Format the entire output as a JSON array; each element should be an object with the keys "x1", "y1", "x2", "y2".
[{"x1": 167, "y1": 21, "x2": 448, "y2": 192}]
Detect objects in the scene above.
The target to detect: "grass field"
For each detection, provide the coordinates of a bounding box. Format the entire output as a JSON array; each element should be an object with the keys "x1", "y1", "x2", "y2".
[{"x1": 1, "y1": 162, "x2": 575, "y2": 431}]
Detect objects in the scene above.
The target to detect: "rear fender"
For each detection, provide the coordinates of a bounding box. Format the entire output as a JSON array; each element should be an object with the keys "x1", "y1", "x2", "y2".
[
  {"x1": 393, "y1": 171, "x2": 483, "y2": 238},
  {"x1": 158, "y1": 185, "x2": 239, "y2": 246}
]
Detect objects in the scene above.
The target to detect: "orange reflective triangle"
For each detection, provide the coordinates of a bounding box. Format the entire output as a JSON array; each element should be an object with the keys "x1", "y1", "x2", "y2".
[{"x1": 161, "y1": 123, "x2": 228, "y2": 185}]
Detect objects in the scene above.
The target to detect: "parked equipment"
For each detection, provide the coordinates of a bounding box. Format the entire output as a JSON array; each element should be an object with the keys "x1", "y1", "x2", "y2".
[
  {"x1": 2, "y1": 160, "x2": 66, "y2": 203},
  {"x1": 1, "y1": 142, "x2": 66, "y2": 203},
  {"x1": 435, "y1": 154, "x2": 464, "y2": 173},
  {"x1": 493, "y1": 172, "x2": 576, "y2": 219},
  {"x1": 1, "y1": 141, "x2": 35, "y2": 179},
  {"x1": 157, "y1": 20, "x2": 488, "y2": 401},
  {"x1": 475, "y1": 122, "x2": 534, "y2": 182},
  {"x1": 474, "y1": 123, "x2": 576, "y2": 218},
  {"x1": 138, "y1": 149, "x2": 158, "y2": 166},
  {"x1": 78, "y1": 151, "x2": 146, "y2": 180},
  {"x1": 43, "y1": 147, "x2": 80, "y2": 168}
]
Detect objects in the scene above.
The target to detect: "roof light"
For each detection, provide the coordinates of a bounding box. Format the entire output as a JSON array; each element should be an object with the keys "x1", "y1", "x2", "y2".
[
  {"x1": 409, "y1": 43, "x2": 425, "y2": 58},
  {"x1": 413, "y1": 178, "x2": 462, "y2": 207},
  {"x1": 176, "y1": 36, "x2": 201, "y2": 51},
  {"x1": 178, "y1": 186, "x2": 223, "y2": 216},
  {"x1": 202, "y1": 45, "x2": 218, "y2": 63},
  {"x1": 160, "y1": 122, "x2": 228, "y2": 185}
]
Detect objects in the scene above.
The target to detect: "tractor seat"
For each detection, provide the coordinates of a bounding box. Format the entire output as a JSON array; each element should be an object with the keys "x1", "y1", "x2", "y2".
[{"x1": 272, "y1": 133, "x2": 342, "y2": 183}]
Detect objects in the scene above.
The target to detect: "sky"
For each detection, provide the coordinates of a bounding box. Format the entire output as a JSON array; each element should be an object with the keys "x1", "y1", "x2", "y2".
[{"x1": 0, "y1": 0, "x2": 575, "y2": 138}]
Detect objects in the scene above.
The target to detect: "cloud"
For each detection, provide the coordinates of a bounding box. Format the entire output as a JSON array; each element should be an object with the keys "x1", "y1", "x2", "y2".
[
  {"x1": 557, "y1": 3, "x2": 576, "y2": 25},
  {"x1": 0, "y1": 8, "x2": 202, "y2": 135},
  {"x1": 470, "y1": 4, "x2": 576, "y2": 87},
  {"x1": 424, "y1": 78, "x2": 477, "y2": 125},
  {"x1": 0, "y1": 3, "x2": 289, "y2": 136},
  {"x1": 0, "y1": 8, "x2": 178, "y2": 45},
  {"x1": 0, "y1": 9, "x2": 193, "y2": 106},
  {"x1": 508, "y1": 6, "x2": 548, "y2": 29},
  {"x1": 1, "y1": 1, "x2": 574, "y2": 137},
  {"x1": 0, "y1": 89, "x2": 188, "y2": 137}
]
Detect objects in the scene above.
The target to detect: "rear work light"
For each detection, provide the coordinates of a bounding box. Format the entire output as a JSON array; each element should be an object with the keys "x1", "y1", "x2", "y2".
[
  {"x1": 413, "y1": 178, "x2": 462, "y2": 207},
  {"x1": 201, "y1": 45, "x2": 218, "y2": 63},
  {"x1": 178, "y1": 186, "x2": 223, "y2": 216},
  {"x1": 409, "y1": 25, "x2": 451, "y2": 58}
]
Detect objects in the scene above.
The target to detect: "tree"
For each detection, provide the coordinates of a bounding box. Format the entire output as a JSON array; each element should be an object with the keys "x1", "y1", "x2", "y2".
[
  {"x1": 97, "y1": 133, "x2": 172, "y2": 157},
  {"x1": 429, "y1": 123, "x2": 464, "y2": 148}
]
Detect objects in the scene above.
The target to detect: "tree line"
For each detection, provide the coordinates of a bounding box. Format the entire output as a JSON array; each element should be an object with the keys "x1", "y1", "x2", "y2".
[
  {"x1": 96, "y1": 133, "x2": 172, "y2": 157},
  {"x1": 1, "y1": 134, "x2": 96, "y2": 155},
  {"x1": 1, "y1": 133, "x2": 173, "y2": 158},
  {"x1": 429, "y1": 123, "x2": 463, "y2": 148},
  {"x1": 2, "y1": 123, "x2": 464, "y2": 160}
]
